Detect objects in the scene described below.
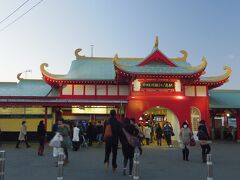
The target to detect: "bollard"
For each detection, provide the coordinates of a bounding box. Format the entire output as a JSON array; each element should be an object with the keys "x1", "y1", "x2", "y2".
[
  {"x1": 207, "y1": 154, "x2": 213, "y2": 180},
  {"x1": 0, "y1": 150, "x2": 5, "y2": 180},
  {"x1": 133, "y1": 152, "x2": 140, "y2": 180},
  {"x1": 57, "y1": 153, "x2": 64, "y2": 180}
]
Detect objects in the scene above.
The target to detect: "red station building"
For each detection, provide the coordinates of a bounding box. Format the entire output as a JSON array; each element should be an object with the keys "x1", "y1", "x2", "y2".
[{"x1": 0, "y1": 36, "x2": 239, "y2": 142}]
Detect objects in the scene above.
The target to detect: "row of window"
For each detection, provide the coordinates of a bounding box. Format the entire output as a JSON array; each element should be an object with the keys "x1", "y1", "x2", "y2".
[{"x1": 62, "y1": 84, "x2": 129, "y2": 96}]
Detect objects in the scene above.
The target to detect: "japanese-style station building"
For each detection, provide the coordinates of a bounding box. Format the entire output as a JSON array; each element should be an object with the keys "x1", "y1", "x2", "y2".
[{"x1": 0, "y1": 36, "x2": 239, "y2": 142}]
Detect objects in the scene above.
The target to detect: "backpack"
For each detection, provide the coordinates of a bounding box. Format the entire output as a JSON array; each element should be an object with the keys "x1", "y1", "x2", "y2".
[{"x1": 122, "y1": 128, "x2": 140, "y2": 148}]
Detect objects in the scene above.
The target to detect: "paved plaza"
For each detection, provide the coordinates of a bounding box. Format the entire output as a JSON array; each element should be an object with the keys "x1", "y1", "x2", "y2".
[{"x1": 0, "y1": 141, "x2": 239, "y2": 180}]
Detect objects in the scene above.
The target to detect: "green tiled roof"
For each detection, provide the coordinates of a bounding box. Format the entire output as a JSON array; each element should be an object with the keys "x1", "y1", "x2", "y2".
[
  {"x1": 209, "y1": 90, "x2": 240, "y2": 108},
  {"x1": 66, "y1": 59, "x2": 115, "y2": 80},
  {"x1": 0, "y1": 79, "x2": 51, "y2": 96}
]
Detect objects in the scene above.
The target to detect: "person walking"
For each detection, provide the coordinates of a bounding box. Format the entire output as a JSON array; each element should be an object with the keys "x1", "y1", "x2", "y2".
[
  {"x1": 37, "y1": 120, "x2": 46, "y2": 156},
  {"x1": 96, "y1": 121, "x2": 104, "y2": 145},
  {"x1": 120, "y1": 118, "x2": 139, "y2": 176},
  {"x1": 197, "y1": 120, "x2": 211, "y2": 163},
  {"x1": 16, "y1": 121, "x2": 31, "y2": 148},
  {"x1": 72, "y1": 123, "x2": 80, "y2": 151},
  {"x1": 104, "y1": 109, "x2": 121, "y2": 172},
  {"x1": 179, "y1": 122, "x2": 193, "y2": 161},
  {"x1": 163, "y1": 122, "x2": 174, "y2": 147},
  {"x1": 144, "y1": 125, "x2": 151, "y2": 145},
  {"x1": 58, "y1": 119, "x2": 72, "y2": 164},
  {"x1": 155, "y1": 123, "x2": 163, "y2": 146}
]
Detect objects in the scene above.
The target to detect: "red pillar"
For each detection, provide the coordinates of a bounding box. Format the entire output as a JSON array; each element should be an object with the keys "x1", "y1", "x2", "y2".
[
  {"x1": 237, "y1": 110, "x2": 240, "y2": 142},
  {"x1": 44, "y1": 107, "x2": 48, "y2": 131}
]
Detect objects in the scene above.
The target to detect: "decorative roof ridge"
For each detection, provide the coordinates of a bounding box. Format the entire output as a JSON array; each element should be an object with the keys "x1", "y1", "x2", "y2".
[
  {"x1": 169, "y1": 50, "x2": 188, "y2": 61},
  {"x1": 0, "y1": 82, "x2": 17, "y2": 84},
  {"x1": 210, "y1": 89, "x2": 240, "y2": 92},
  {"x1": 40, "y1": 63, "x2": 65, "y2": 79},
  {"x1": 200, "y1": 66, "x2": 232, "y2": 82},
  {"x1": 183, "y1": 56, "x2": 207, "y2": 71},
  {"x1": 74, "y1": 56, "x2": 143, "y2": 60}
]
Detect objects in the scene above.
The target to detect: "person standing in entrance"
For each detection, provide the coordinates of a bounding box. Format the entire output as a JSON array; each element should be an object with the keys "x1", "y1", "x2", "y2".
[
  {"x1": 197, "y1": 120, "x2": 211, "y2": 163},
  {"x1": 155, "y1": 123, "x2": 163, "y2": 146},
  {"x1": 179, "y1": 122, "x2": 192, "y2": 161},
  {"x1": 163, "y1": 122, "x2": 174, "y2": 147},
  {"x1": 104, "y1": 109, "x2": 121, "y2": 172},
  {"x1": 16, "y1": 121, "x2": 31, "y2": 148},
  {"x1": 37, "y1": 120, "x2": 46, "y2": 156}
]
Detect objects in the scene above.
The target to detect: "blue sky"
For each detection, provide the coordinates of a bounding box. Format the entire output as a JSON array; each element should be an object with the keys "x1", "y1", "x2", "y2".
[{"x1": 0, "y1": 0, "x2": 239, "y2": 89}]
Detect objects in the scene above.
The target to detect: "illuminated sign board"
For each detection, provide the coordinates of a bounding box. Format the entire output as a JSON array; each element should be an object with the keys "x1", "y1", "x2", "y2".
[{"x1": 141, "y1": 82, "x2": 175, "y2": 89}]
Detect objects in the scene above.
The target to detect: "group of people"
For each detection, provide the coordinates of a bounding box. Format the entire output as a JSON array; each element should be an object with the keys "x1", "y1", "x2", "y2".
[
  {"x1": 179, "y1": 120, "x2": 211, "y2": 162},
  {"x1": 14, "y1": 111, "x2": 211, "y2": 172}
]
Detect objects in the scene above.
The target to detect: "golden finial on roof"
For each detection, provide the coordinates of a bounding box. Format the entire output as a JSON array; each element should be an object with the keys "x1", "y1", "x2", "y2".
[
  {"x1": 113, "y1": 53, "x2": 119, "y2": 61},
  {"x1": 17, "y1": 73, "x2": 24, "y2": 80},
  {"x1": 154, "y1": 35, "x2": 159, "y2": 48},
  {"x1": 169, "y1": 50, "x2": 188, "y2": 61},
  {"x1": 75, "y1": 48, "x2": 85, "y2": 59}
]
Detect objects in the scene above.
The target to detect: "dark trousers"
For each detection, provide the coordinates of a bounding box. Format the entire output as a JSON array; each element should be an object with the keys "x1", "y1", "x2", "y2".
[
  {"x1": 146, "y1": 138, "x2": 150, "y2": 145},
  {"x1": 16, "y1": 139, "x2": 30, "y2": 148},
  {"x1": 124, "y1": 157, "x2": 133, "y2": 174},
  {"x1": 104, "y1": 141, "x2": 118, "y2": 168},
  {"x1": 157, "y1": 137, "x2": 162, "y2": 146},
  {"x1": 38, "y1": 137, "x2": 45, "y2": 155},
  {"x1": 72, "y1": 141, "x2": 80, "y2": 151},
  {"x1": 165, "y1": 135, "x2": 172, "y2": 146},
  {"x1": 200, "y1": 144, "x2": 211, "y2": 162},
  {"x1": 182, "y1": 146, "x2": 189, "y2": 160}
]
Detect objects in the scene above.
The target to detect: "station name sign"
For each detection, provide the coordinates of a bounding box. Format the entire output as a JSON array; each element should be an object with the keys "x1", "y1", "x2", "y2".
[{"x1": 141, "y1": 82, "x2": 175, "y2": 89}]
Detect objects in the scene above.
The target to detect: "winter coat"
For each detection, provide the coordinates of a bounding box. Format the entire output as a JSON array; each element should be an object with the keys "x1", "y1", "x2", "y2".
[
  {"x1": 72, "y1": 127, "x2": 80, "y2": 142},
  {"x1": 58, "y1": 125, "x2": 72, "y2": 149},
  {"x1": 179, "y1": 127, "x2": 192, "y2": 146},
  {"x1": 18, "y1": 124, "x2": 27, "y2": 141},
  {"x1": 145, "y1": 126, "x2": 152, "y2": 139}
]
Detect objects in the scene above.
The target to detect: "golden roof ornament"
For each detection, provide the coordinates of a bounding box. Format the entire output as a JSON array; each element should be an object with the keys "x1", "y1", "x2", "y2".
[
  {"x1": 169, "y1": 50, "x2": 188, "y2": 61},
  {"x1": 154, "y1": 35, "x2": 159, "y2": 48},
  {"x1": 113, "y1": 53, "x2": 119, "y2": 61},
  {"x1": 17, "y1": 73, "x2": 24, "y2": 80},
  {"x1": 75, "y1": 48, "x2": 85, "y2": 59}
]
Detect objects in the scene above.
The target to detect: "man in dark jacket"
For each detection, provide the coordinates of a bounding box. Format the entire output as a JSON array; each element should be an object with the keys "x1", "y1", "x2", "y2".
[{"x1": 104, "y1": 110, "x2": 121, "y2": 171}]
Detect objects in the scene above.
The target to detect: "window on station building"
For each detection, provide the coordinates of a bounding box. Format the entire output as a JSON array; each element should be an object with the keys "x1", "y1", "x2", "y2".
[
  {"x1": 196, "y1": 86, "x2": 207, "y2": 97},
  {"x1": 185, "y1": 86, "x2": 195, "y2": 96},
  {"x1": 74, "y1": 85, "x2": 84, "y2": 95},
  {"x1": 119, "y1": 85, "x2": 129, "y2": 95},
  {"x1": 191, "y1": 107, "x2": 201, "y2": 132},
  {"x1": 108, "y1": 85, "x2": 118, "y2": 95},
  {"x1": 85, "y1": 85, "x2": 95, "y2": 95},
  {"x1": 62, "y1": 84, "x2": 73, "y2": 95},
  {"x1": 96, "y1": 85, "x2": 106, "y2": 95}
]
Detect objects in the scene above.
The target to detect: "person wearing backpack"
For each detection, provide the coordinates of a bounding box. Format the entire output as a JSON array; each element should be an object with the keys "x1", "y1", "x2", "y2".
[
  {"x1": 197, "y1": 120, "x2": 211, "y2": 163},
  {"x1": 103, "y1": 110, "x2": 121, "y2": 172},
  {"x1": 120, "y1": 118, "x2": 139, "y2": 177}
]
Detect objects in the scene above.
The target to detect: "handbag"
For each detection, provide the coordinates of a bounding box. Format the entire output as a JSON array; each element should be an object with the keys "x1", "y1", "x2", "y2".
[
  {"x1": 49, "y1": 133, "x2": 62, "y2": 148},
  {"x1": 122, "y1": 128, "x2": 140, "y2": 148},
  {"x1": 103, "y1": 124, "x2": 112, "y2": 141},
  {"x1": 190, "y1": 137, "x2": 196, "y2": 146}
]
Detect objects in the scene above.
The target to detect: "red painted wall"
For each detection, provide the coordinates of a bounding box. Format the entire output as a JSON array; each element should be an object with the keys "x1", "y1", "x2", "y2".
[{"x1": 126, "y1": 93, "x2": 210, "y2": 130}]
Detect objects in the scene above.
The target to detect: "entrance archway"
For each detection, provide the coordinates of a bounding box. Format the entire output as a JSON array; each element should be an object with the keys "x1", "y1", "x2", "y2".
[{"x1": 140, "y1": 106, "x2": 180, "y2": 142}]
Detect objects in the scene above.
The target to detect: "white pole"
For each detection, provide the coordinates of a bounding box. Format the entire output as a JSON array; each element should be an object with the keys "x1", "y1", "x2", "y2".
[
  {"x1": 57, "y1": 153, "x2": 64, "y2": 180},
  {"x1": 0, "y1": 150, "x2": 5, "y2": 180},
  {"x1": 133, "y1": 152, "x2": 140, "y2": 180},
  {"x1": 207, "y1": 154, "x2": 213, "y2": 180}
]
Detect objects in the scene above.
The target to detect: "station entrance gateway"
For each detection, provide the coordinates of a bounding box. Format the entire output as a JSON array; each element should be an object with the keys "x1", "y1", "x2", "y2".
[{"x1": 140, "y1": 106, "x2": 180, "y2": 142}]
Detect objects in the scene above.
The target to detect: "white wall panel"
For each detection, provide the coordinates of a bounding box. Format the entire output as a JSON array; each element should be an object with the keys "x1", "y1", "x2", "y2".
[
  {"x1": 108, "y1": 85, "x2": 118, "y2": 95},
  {"x1": 74, "y1": 85, "x2": 84, "y2": 95},
  {"x1": 119, "y1": 85, "x2": 129, "y2": 95},
  {"x1": 85, "y1": 85, "x2": 95, "y2": 95},
  {"x1": 185, "y1": 86, "x2": 195, "y2": 96},
  {"x1": 62, "y1": 84, "x2": 72, "y2": 95},
  {"x1": 97, "y1": 85, "x2": 106, "y2": 95}
]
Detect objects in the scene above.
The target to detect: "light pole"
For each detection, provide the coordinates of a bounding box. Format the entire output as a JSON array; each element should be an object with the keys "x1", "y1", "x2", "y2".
[{"x1": 22, "y1": 69, "x2": 32, "y2": 79}]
